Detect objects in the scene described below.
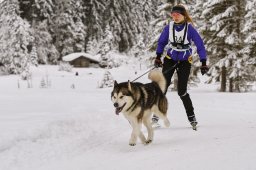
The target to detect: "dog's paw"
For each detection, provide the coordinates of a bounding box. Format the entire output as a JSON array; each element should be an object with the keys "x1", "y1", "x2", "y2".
[
  {"x1": 145, "y1": 139, "x2": 152, "y2": 145},
  {"x1": 129, "y1": 143, "x2": 136, "y2": 146}
]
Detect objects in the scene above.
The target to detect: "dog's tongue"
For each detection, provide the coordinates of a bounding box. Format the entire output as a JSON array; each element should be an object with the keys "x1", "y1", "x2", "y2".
[
  {"x1": 115, "y1": 103, "x2": 126, "y2": 115},
  {"x1": 115, "y1": 108, "x2": 120, "y2": 115}
]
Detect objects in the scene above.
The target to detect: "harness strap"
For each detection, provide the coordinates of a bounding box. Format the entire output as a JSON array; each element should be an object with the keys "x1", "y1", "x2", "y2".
[
  {"x1": 169, "y1": 21, "x2": 191, "y2": 50},
  {"x1": 169, "y1": 44, "x2": 191, "y2": 51},
  {"x1": 173, "y1": 22, "x2": 188, "y2": 45},
  {"x1": 126, "y1": 98, "x2": 137, "y2": 112}
]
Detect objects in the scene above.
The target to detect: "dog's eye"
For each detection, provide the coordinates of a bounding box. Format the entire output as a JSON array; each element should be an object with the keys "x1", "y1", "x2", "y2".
[
  {"x1": 113, "y1": 96, "x2": 116, "y2": 99},
  {"x1": 120, "y1": 96, "x2": 124, "y2": 99}
]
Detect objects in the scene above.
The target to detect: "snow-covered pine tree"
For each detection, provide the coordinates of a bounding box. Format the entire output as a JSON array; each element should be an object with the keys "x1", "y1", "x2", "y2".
[
  {"x1": 0, "y1": 0, "x2": 33, "y2": 74},
  {"x1": 35, "y1": 0, "x2": 54, "y2": 20},
  {"x1": 83, "y1": 0, "x2": 158, "y2": 53},
  {"x1": 128, "y1": 0, "x2": 158, "y2": 60},
  {"x1": 99, "y1": 71, "x2": 114, "y2": 88},
  {"x1": 192, "y1": 0, "x2": 206, "y2": 25},
  {"x1": 100, "y1": 24, "x2": 114, "y2": 56},
  {"x1": 130, "y1": 34, "x2": 147, "y2": 59},
  {"x1": 63, "y1": 0, "x2": 86, "y2": 53},
  {"x1": 147, "y1": 1, "x2": 172, "y2": 52},
  {"x1": 240, "y1": 0, "x2": 256, "y2": 91},
  {"x1": 99, "y1": 24, "x2": 115, "y2": 68},
  {"x1": 30, "y1": 46, "x2": 38, "y2": 66},
  {"x1": 14, "y1": 0, "x2": 162, "y2": 65},
  {"x1": 33, "y1": 20, "x2": 59, "y2": 64},
  {"x1": 83, "y1": 0, "x2": 105, "y2": 49},
  {"x1": 201, "y1": 0, "x2": 245, "y2": 92},
  {"x1": 19, "y1": 0, "x2": 54, "y2": 23},
  {"x1": 72, "y1": 18, "x2": 86, "y2": 52},
  {"x1": 19, "y1": 0, "x2": 59, "y2": 64},
  {"x1": 51, "y1": 3, "x2": 75, "y2": 56},
  {"x1": 50, "y1": 0, "x2": 86, "y2": 57},
  {"x1": 86, "y1": 37, "x2": 101, "y2": 56},
  {"x1": 58, "y1": 61, "x2": 72, "y2": 72}
]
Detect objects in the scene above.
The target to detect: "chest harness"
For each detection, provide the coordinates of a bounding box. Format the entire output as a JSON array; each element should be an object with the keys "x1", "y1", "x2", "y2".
[{"x1": 169, "y1": 21, "x2": 191, "y2": 51}]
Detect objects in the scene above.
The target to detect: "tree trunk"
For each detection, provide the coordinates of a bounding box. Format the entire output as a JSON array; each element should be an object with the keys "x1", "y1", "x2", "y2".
[
  {"x1": 220, "y1": 66, "x2": 226, "y2": 92},
  {"x1": 235, "y1": 81, "x2": 240, "y2": 92},
  {"x1": 229, "y1": 78, "x2": 233, "y2": 92}
]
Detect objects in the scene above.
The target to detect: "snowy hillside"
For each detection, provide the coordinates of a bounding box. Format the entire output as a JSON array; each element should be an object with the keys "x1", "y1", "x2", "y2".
[{"x1": 0, "y1": 65, "x2": 256, "y2": 170}]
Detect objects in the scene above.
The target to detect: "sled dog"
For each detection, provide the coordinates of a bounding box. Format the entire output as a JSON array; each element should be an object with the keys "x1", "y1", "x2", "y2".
[{"x1": 111, "y1": 70, "x2": 170, "y2": 146}]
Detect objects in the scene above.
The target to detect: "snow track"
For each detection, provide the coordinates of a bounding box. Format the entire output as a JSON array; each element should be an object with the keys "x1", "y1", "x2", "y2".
[
  {"x1": 0, "y1": 114, "x2": 128, "y2": 170},
  {"x1": 0, "y1": 66, "x2": 256, "y2": 170}
]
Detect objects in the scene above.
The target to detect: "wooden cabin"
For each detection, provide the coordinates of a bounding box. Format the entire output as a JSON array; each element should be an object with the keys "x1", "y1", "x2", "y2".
[{"x1": 62, "y1": 52, "x2": 99, "y2": 67}]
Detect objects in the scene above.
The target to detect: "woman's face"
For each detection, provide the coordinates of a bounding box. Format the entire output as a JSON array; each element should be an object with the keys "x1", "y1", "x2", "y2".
[{"x1": 171, "y1": 12, "x2": 185, "y2": 23}]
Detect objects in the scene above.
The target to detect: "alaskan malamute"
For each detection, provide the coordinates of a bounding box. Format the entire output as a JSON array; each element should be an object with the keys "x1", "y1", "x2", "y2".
[{"x1": 111, "y1": 70, "x2": 170, "y2": 146}]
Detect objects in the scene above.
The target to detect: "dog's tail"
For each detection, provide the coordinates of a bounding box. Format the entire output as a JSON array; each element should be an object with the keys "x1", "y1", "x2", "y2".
[{"x1": 148, "y1": 70, "x2": 166, "y2": 93}]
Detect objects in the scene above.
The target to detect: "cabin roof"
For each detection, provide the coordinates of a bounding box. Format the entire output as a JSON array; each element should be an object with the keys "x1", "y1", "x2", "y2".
[{"x1": 62, "y1": 52, "x2": 100, "y2": 63}]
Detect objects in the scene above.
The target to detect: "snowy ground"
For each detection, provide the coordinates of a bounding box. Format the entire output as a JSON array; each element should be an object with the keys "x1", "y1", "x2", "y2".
[{"x1": 0, "y1": 64, "x2": 256, "y2": 170}]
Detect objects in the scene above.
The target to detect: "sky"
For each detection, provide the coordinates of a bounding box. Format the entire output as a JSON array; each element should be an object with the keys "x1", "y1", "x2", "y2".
[{"x1": 0, "y1": 61, "x2": 255, "y2": 170}]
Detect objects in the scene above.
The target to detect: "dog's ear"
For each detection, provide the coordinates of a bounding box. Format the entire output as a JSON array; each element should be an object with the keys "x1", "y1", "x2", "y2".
[
  {"x1": 128, "y1": 80, "x2": 132, "y2": 91},
  {"x1": 114, "y1": 80, "x2": 118, "y2": 87}
]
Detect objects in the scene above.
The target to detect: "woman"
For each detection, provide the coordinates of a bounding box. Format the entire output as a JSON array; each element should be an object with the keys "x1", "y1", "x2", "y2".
[{"x1": 152, "y1": 4, "x2": 209, "y2": 130}]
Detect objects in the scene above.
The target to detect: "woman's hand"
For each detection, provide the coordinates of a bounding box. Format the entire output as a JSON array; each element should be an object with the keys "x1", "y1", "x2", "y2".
[{"x1": 154, "y1": 57, "x2": 162, "y2": 68}]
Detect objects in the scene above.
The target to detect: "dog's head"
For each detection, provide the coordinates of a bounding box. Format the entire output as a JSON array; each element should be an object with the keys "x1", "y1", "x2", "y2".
[{"x1": 111, "y1": 80, "x2": 134, "y2": 115}]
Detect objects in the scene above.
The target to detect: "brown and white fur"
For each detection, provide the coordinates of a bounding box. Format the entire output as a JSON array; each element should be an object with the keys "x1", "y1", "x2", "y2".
[{"x1": 111, "y1": 70, "x2": 170, "y2": 146}]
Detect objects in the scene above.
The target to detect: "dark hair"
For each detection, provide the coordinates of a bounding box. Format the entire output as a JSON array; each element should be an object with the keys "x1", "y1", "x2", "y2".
[{"x1": 171, "y1": 6, "x2": 186, "y2": 15}]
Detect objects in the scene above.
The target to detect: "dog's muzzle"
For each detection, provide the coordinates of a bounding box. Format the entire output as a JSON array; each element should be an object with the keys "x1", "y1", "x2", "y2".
[{"x1": 114, "y1": 103, "x2": 126, "y2": 115}]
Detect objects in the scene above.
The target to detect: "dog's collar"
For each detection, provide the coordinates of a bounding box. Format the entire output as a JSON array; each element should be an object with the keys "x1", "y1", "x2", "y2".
[
  {"x1": 125, "y1": 92, "x2": 136, "y2": 112},
  {"x1": 126, "y1": 88, "x2": 145, "y2": 113}
]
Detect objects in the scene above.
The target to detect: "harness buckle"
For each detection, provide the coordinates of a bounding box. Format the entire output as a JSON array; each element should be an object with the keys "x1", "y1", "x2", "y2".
[{"x1": 177, "y1": 44, "x2": 183, "y2": 49}]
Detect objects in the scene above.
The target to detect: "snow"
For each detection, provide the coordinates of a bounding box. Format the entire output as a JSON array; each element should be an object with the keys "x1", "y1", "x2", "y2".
[
  {"x1": 62, "y1": 52, "x2": 100, "y2": 63},
  {"x1": 0, "y1": 63, "x2": 256, "y2": 170}
]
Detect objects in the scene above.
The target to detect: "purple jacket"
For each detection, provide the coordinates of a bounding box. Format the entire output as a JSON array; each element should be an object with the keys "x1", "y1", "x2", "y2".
[{"x1": 157, "y1": 22, "x2": 207, "y2": 62}]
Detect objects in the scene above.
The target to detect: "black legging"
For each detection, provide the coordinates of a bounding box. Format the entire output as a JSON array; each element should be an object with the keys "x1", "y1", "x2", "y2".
[{"x1": 152, "y1": 57, "x2": 196, "y2": 123}]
